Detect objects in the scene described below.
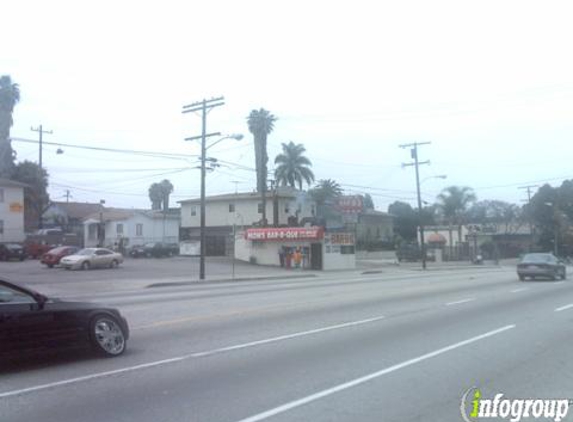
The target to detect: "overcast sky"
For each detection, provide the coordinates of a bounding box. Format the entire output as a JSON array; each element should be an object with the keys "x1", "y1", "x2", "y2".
[{"x1": 3, "y1": 1, "x2": 573, "y2": 211}]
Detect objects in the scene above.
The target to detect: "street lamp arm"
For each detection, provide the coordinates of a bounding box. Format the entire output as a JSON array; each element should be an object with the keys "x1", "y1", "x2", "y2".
[{"x1": 206, "y1": 134, "x2": 243, "y2": 150}]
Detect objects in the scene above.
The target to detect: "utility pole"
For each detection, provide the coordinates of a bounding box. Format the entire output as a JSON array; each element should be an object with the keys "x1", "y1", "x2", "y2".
[
  {"x1": 183, "y1": 97, "x2": 225, "y2": 280},
  {"x1": 400, "y1": 142, "x2": 431, "y2": 270},
  {"x1": 64, "y1": 189, "x2": 71, "y2": 203},
  {"x1": 519, "y1": 185, "x2": 538, "y2": 252},
  {"x1": 31, "y1": 125, "x2": 52, "y2": 229}
]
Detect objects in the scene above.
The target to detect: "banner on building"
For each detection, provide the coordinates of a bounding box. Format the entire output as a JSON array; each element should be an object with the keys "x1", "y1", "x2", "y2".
[{"x1": 244, "y1": 227, "x2": 324, "y2": 241}]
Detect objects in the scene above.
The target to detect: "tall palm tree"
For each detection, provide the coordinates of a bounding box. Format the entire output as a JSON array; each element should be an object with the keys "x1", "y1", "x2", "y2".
[
  {"x1": 0, "y1": 75, "x2": 20, "y2": 177},
  {"x1": 247, "y1": 108, "x2": 277, "y2": 225},
  {"x1": 274, "y1": 141, "x2": 314, "y2": 190},
  {"x1": 437, "y1": 186, "x2": 477, "y2": 246}
]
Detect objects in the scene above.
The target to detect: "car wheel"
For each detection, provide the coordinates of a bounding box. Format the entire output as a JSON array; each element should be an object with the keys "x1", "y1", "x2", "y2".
[
  {"x1": 48, "y1": 264, "x2": 54, "y2": 268},
  {"x1": 561, "y1": 270, "x2": 567, "y2": 280},
  {"x1": 82, "y1": 261, "x2": 91, "y2": 270},
  {"x1": 90, "y1": 315, "x2": 126, "y2": 357},
  {"x1": 519, "y1": 275, "x2": 525, "y2": 281},
  {"x1": 109, "y1": 259, "x2": 119, "y2": 269}
]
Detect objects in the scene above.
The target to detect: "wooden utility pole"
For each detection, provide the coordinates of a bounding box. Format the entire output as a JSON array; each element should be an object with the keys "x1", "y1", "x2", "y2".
[
  {"x1": 400, "y1": 142, "x2": 431, "y2": 270},
  {"x1": 183, "y1": 97, "x2": 225, "y2": 280},
  {"x1": 31, "y1": 125, "x2": 52, "y2": 228}
]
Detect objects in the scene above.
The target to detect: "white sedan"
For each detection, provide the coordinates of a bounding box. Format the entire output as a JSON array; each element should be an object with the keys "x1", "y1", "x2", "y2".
[{"x1": 60, "y1": 248, "x2": 123, "y2": 270}]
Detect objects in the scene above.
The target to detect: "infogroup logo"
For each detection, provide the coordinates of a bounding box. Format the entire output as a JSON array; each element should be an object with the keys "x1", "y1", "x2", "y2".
[{"x1": 460, "y1": 387, "x2": 571, "y2": 422}]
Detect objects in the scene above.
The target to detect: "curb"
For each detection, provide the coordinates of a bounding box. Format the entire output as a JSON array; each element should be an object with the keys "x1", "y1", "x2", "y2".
[{"x1": 146, "y1": 273, "x2": 318, "y2": 288}]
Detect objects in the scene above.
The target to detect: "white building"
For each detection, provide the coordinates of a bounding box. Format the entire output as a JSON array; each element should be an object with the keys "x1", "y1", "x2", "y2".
[
  {"x1": 83, "y1": 208, "x2": 180, "y2": 248},
  {"x1": 179, "y1": 188, "x2": 316, "y2": 256},
  {"x1": 0, "y1": 178, "x2": 27, "y2": 243}
]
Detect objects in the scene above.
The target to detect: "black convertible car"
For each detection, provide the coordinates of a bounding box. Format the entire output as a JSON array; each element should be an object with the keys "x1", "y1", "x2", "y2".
[{"x1": 0, "y1": 279, "x2": 129, "y2": 358}]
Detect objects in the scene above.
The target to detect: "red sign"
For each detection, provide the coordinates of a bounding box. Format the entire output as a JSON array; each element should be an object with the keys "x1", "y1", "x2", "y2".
[
  {"x1": 245, "y1": 227, "x2": 324, "y2": 242},
  {"x1": 328, "y1": 233, "x2": 355, "y2": 245},
  {"x1": 334, "y1": 195, "x2": 364, "y2": 213}
]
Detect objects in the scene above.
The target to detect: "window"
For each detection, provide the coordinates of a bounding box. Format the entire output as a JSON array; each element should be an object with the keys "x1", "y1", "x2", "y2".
[
  {"x1": 340, "y1": 245, "x2": 355, "y2": 255},
  {"x1": 0, "y1": 220, "x2": 3, "y2": 235},
  {"x1": 229, "y1": 203, "x2": 235, "y2": 213},
  {"x1": 0, "y1": 285, "x2": 35, "y2": 304},
  {"x1": 258, "y1": 203, "x2": 263, "y2": 214},
  {"x1": 311, "y1": 205, "x2": 315, "y2": 216},
  {"x1": 136, "y1": 223, "x2": 143, "y2": 236},
  {"x1": 0, "y1": 188, "x2": 4, "y2": 203},
  {"x1": 284, "y1": 205, "x2": 290, "y2": 213},
  {"x1": 116, "y1": 223, "x2": 123, "y2": 234},
  {"x1": 191, "y1": 206, "x2": 197, "y2": 216}
]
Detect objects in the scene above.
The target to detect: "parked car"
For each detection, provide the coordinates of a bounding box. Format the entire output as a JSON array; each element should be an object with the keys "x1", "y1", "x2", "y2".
[
  {"x1": 143, "y1": 242, "x2": 179, "y2": 258},
  {"x1": 517, "y1": 253, "x2": 566, "y2": 281},
  {"x1": 396, "y1": 243, "x2": 422, "y2": 262},
  {"x1": 60, "y1": 248, "x2": 124, "y2": 270},
  {"x1": 40, "y1": 246, "x2": 80, "y2": 268},
  {"x1": 129, "y1": 244, "x2": 147, "y2": 258},
  {"x1": 0, "y1": 243, "x2": 27, "y2": 261},
  {"x1": 25, "y1": 242, "x2": 57, "y2": 259},
  {"x1": 0, "y1": 279, "x2": 129, "y2": 358}
]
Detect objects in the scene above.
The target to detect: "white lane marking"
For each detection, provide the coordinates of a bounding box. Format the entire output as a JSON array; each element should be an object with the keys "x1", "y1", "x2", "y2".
[
  {"x1": 189, "y1": 315, "x2": 386, "y2": 358},
  {"x1": 555, "y1": 303, "x2": 573, "y2": 312},
  {"x1": 232, "y1": 325, "x2": 516, "y2": 422},
  {"x1": 0, "y1": 357, "x2": 185, "y2": 399},
  {"x1": 445, "y1": 298, "x2": 475, "y2": 306},
  {"x1": 0, "y1": 315, "x2": 385, "y2": 399},
  {"x1": 510, "y1": 288, "x2": 529, "y2": 293}
]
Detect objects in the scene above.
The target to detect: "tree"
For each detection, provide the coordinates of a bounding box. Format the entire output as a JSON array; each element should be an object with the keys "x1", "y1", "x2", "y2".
[
  {"x1": 159, "y1": 179, "x2": 174, "y2": 211},
  {"x1": 388, "y1": 201, "x2": 418, "y2": 241},
  {"x1": 466, "y1": 200, "x2": 522, "y2": 233},
  {"x1": 11, "y1": 161, "x2": 49, "y2": 231},
  {"x1": 148, "y1": 183, "x2": 163, "y2": 210},
  {"x1": 363, "y1": 193, "x2": 375, "y2": 210},
  {"x1": 247, "y1": 108, "x2": 277, "y2": 225},
  {"x1": 309, "y1": 179, "x2": 343, "y2": 207},
  {"x1": 274, "y1": 141, "x2": 314, "y2": 190},
  {"x1": 436, "y1": 186, "x2": 477, "y2": 245},
  {"x1": 0, "y1": 75, "x2": 20, "y2": 177}
]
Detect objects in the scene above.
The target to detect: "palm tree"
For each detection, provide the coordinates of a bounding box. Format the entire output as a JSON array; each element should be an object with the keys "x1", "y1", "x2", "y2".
[
  {"x1": 437, "y1": 186, "x2": 477, "y2": 247},
  {"x1": 247, "y1": 108, "x2": 277, "y2": 225},
  {"x1": 274, "y1": 141, "x2": 314, "y2": 190},
  {"x1": 159, "y1": 179, "x2": 174, "y2": 211},
  {"x1": 0, "y1": 75, "x2": 20, "y2": 177},
  {"x1": 310, "y1": 179, "x2": 343, "y2": 206}
]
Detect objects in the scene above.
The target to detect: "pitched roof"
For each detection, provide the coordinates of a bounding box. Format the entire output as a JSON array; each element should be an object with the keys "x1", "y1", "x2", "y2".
[
  {"x1": 51, "y1": 201, "x2": 103, "y2": 220},
  {"x1": 0, "y1": 178, "x2": 29, "y2": 189}
]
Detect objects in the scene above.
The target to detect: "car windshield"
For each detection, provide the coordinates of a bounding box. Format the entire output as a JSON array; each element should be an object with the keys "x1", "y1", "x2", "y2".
[
  {"x1": 521, "y1": 254, "x2": 554, "y2": 263},
  {"x1": 5, "y1": 244, "x2": 21, "y2": 249},
  {"x1": 76, "y1": 249, "x2": 96, "y2": 256}
]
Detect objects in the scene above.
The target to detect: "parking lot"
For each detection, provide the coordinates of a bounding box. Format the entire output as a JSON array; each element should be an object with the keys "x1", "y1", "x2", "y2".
[{"x1": 0, "y1": 256, "x2": 306, "y2": 296}]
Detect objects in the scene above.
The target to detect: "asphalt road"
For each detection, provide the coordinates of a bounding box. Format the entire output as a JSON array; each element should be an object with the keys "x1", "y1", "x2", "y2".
[{"x1": 2, "y1": 267, "x2": 573, "y2": 422}]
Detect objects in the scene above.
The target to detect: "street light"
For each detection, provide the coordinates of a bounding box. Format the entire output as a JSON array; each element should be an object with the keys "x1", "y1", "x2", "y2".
[
  {"x1": 187, "y1": 133, "x2": 243, "y2": 280},
  {"x1": 421, "y1": 174, "x2": 447, "y2": 184}
]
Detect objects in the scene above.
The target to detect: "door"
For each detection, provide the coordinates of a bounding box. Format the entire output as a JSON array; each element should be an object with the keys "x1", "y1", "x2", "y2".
[
  {"x1": 0, "y1": 285, "x2": 53, "y2": 355},
  {"x1": 94, "y1": 249, "x2": 113, "y2": 267},
  {"x1": 310, "y1": 243, "x2": 323, "y2": 270}
]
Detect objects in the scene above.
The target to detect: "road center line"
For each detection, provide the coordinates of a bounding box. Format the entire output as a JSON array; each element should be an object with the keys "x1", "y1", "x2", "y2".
[
  {"x1": 232, "y1": 325, "x2": 516, "y2": 422},
  {"x1": 0, "y1": 315, "x2": 386, "y2": 399},
  {"x1": 510, "y1": 288, "x2": 528, "y2": 293},
  {"x1": 445, "y1": 298, "x2": 475, "y2": 306},
  {"x1": 555, "y1": 303, "x2": 573, "y2": 312}
]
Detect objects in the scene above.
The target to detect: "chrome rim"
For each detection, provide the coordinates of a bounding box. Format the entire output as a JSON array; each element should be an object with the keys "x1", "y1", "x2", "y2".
[{"x1": 94, "y1": 318, "x2": 125, "y2": 355}]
